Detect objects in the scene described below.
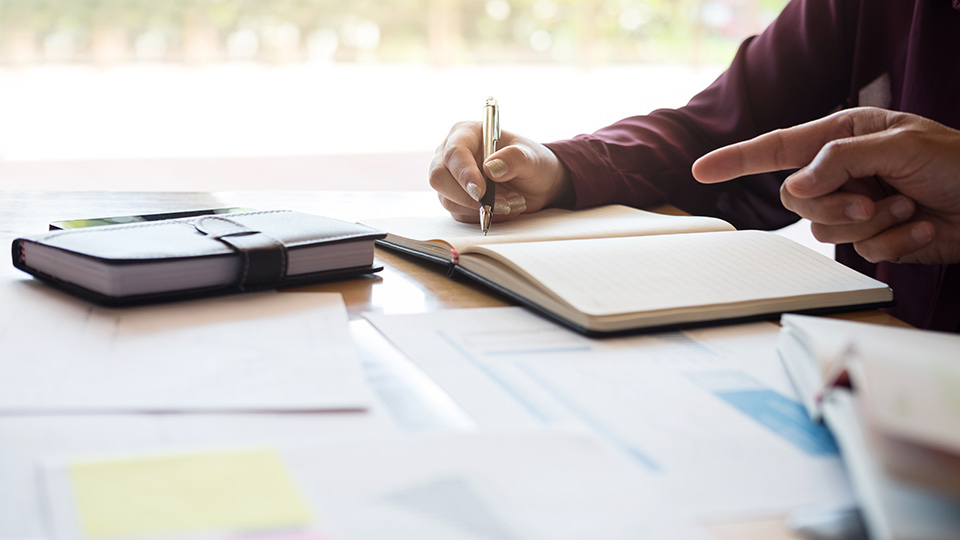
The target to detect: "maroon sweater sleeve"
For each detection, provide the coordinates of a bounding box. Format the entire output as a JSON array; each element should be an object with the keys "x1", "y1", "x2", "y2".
[{"x1": 545, "y1": 0, "x2": 857, "y2": 230}]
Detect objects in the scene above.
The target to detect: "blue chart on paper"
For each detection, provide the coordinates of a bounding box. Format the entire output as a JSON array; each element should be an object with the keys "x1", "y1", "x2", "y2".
[{"x1": 685, "y1": 370, "x2": 839, "y2": 456}]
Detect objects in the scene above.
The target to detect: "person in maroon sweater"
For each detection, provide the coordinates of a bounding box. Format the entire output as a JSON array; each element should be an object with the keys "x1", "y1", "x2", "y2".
[{"x1": 429, "y1": 0, "x2": 960, "y2": 332}]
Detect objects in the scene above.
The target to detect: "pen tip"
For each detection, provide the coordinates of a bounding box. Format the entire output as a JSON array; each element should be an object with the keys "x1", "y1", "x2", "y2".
[{"x1": 480, "y1": 204, "x2": 493, "y2": 236}]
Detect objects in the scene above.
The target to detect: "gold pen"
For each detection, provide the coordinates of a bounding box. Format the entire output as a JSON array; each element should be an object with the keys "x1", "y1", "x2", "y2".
[{"x1": 480, "y1": 97, "x2": 500, "y2": 235}]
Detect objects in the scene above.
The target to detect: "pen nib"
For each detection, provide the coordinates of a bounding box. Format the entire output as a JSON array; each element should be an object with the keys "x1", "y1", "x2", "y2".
[{"x1": 480, "y1": 205, "x2": 493, "y2": 236}]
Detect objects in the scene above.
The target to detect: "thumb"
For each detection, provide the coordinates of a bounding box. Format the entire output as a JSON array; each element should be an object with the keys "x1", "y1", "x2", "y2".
[{"x1": 483, "y1": 144, "x2": 541, "y2": 183}]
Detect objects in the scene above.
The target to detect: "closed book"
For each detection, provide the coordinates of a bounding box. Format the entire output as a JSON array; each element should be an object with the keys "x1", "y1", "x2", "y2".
[{"x1": 11, "y1": 210, "x2": 386, "y2": 305}]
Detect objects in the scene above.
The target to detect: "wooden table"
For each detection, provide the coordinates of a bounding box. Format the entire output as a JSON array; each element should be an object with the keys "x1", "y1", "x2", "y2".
[
  {"x1": 0, "y1": 190, "x2": 905, "y2": 540},
  {"x1": 0, "y1": 191, "x2": 510, "y2": 317}
]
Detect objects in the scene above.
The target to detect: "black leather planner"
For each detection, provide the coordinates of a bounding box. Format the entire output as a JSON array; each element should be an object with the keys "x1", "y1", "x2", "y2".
[{"x1": 11, "y1": 210, "x2": 386, "y2": 305}]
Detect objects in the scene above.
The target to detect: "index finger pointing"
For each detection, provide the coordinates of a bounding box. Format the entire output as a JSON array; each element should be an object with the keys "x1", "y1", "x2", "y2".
[{"x1": 692, "y1": 108, "x2": 891, "y2": 184}]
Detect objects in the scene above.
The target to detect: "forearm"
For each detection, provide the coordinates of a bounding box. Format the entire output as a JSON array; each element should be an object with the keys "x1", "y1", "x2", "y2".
[{"x1": 545, "y1": 0, "x2": 857, "y2": 230}]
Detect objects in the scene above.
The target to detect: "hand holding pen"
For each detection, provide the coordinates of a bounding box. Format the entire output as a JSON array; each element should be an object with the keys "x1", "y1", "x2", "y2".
[{"x1": 427, "y1": 102, "x2": 576, "y2": 225}]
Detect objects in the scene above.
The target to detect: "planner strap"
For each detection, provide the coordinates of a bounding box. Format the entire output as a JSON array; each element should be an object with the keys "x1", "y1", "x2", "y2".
[{"x1": 194, "y1": 216, "x2": 287, "y2": 289}]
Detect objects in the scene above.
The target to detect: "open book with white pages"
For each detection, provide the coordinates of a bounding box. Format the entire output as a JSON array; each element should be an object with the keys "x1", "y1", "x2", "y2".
[{"x1": 362, "y1": 205, "x2": 893, "y2": 335}]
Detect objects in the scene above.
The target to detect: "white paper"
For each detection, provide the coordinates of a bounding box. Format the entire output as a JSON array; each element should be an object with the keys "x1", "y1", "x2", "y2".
[
  {"x1": 0, "y1": 279, "x2": 372, "y2": 412},
  {"x1": 470, "y1": 231, "x2": 889, "y2": 318},
  {"x1": 365, "y1": 307, "x2": 855, "y2": 519},
  {"x1": 41, "y1": 431, "x2": 711, "y2": 540},
  {"x1": 362, "y1": 204, "x2": 734, "y2": 250},
  {"x1": 1, "y1": 411, "x2": 400, "y2": 539}
]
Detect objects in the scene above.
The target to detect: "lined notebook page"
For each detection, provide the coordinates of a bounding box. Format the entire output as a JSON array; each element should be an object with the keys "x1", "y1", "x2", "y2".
[
  {"x1": 362, "y1": 205, "x2": 734, "y2": 251},
  {"x1": 471, "y1": 230, "x2": 889, "y2": 317}
]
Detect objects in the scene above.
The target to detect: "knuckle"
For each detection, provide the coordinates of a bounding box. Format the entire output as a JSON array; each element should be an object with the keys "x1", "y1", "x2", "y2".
[
  {"x1": 452, "y1": 120, "x2": 478, "y2": 130},
  {"x1": 771, "y1": 130, "x2": 790, "y2": 168},
  {"x1": 428, "y1": 161, "x2": 452, "y2": 191},
  {"x1": 428, "y1": 170, "x2": 442, "y2": 190},
  {"x1": 887, "y1": 126, "x2": 926, "y2": 153},
  {"x1": 440, "y1": 145, "x2": 460, "y2": 168},
  {"x1": 819, "y1": 138, "x2": 845, "y2": 159},
  {"x1": 834, "y1": 111, "x2": 858, "y2": 136},
  {"x1": 448, "y1": 120, "x2": 478, "y2": 137},
  {"x1": 428, "y1": 154, "x2": 443, "y2": 179},
  {"x1": 497, "y1": 144, "x2": 525, "y2": 163},
  {"x1": 816, "y1": 139, "x2": 857, "y2": 175},
  {"x1": 442, "y1": 151, "x2": 476, "y2": 183}
]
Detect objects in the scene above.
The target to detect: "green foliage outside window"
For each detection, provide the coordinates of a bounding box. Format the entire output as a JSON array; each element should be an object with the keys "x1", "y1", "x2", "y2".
[{"x1": 0, "y1": 0, "x2": 789, "y2": 65}]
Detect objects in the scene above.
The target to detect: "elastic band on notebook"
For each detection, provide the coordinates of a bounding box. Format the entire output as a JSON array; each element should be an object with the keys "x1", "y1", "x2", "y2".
[{"x1": 195, "y1": 216, "x2": 287, "y2": 289}]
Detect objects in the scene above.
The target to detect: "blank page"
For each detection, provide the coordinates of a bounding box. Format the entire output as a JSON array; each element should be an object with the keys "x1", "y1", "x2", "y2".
[{"x1": 469, "y1": 230, "x2": 890, "y2": 317}]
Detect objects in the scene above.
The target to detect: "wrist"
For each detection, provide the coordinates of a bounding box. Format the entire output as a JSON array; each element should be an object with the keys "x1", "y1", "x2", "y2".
[{"x1": 545, "y1": 155, "x2": 576, "y2": 209}]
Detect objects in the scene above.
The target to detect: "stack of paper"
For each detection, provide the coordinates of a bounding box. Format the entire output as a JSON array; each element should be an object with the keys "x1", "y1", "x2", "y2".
[{"x1": 778, "y1": 315, "x2": 960, "y2": 540}]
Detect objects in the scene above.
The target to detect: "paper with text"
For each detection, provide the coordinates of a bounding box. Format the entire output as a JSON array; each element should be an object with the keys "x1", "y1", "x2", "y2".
[{"x1": 365, "y1": 307, "x2": 855, "y2": 519}]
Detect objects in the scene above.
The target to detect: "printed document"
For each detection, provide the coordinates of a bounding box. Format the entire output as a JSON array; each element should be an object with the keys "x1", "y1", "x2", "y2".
[{"x1": 365, "y1": 307, "x2": 854, "y2": 519}]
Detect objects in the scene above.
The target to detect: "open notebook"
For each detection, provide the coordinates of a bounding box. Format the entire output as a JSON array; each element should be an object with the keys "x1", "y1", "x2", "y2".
[{"x1": 362, "y1": 205, "x2": 893, "y2": 335}]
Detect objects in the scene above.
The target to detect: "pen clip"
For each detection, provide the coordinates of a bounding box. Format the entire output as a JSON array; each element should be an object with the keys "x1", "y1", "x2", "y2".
[
  {"x1": 484, "y1": 97, "x2": 500, "y2": 152},
  {"x1": 492, "y1": 101, "x2": 500, "y2": 146}
]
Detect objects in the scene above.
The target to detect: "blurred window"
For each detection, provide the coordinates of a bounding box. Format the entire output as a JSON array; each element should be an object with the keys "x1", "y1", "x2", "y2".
[{"x1": 1, "y1": 0, "x2": 788, "y2": 67}]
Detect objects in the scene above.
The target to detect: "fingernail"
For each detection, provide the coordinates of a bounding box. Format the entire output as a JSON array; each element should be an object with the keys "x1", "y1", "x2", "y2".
[
  {"x1": 486, "y1": 158, "x2": 507, "y2": 179},
  {"x1": 890, "y1": 197, "x2": 913, "y2": 220},
  {"x1": 494, "y1": 200, "x2": 511, "y2": 215},
  {"x1": 507, "y1": 194, "x2": 526, "y2": 212},
  {"x1": 466, "y1": 182, "x2": 481, "y2": 202},
  {"x1": 845, "y1": 201, "x2": 867, "y2": 221},
  {"x1": 911, "y1": 222, "x2": 933, "y2": 244}
]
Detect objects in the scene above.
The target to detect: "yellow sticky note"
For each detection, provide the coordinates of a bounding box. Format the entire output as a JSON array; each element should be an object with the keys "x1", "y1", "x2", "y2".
[{"x1": 69, "y1": 449, "x2": 313, "y2": 539}]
